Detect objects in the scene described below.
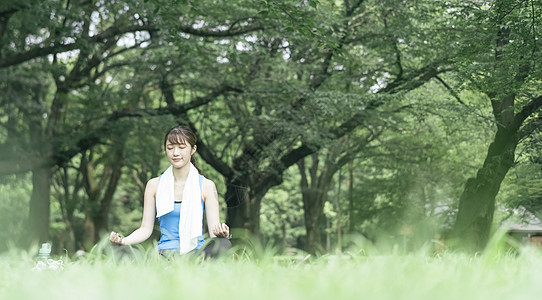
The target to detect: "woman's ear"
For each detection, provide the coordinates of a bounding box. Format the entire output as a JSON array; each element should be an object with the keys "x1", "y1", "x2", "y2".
[{"x1": 191, "y1": 145, "x2": 197, "y2": 155}]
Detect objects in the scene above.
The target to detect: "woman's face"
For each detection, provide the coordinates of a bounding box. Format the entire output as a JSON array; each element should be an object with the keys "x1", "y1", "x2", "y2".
[{"x1": 165, "y1": 141, "x2": 196, "y2": 169}]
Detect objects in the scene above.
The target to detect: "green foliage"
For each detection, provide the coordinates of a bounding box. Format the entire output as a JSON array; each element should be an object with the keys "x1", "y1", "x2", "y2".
[
  {"x1": 498, "y1": 132, "x2": 542, "y2": 220},
  {"x1": 2, "y1": 0, "x2": 542, "y2": 254},
  {"x1": 332, "y1": 77, "x2": 496, "y2": 249},
  {"x1": 260, "y1": 168, "x2": 305, "y2": 251}
]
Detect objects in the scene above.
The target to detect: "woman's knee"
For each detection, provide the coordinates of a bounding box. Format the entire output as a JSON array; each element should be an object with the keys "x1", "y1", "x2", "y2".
[{"x1": 203, "y1": 237, "x2": 232, "y2": 258}]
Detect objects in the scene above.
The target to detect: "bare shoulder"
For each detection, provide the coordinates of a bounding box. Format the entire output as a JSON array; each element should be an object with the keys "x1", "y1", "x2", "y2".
[
  {"x1": 202, "y1": 177, "x2": 217, "y2": 192},
  {"x1": 146, "y1": 177, "x2": 159, "y2": 192},
  {"x1": 201, "y1": 177, "x2": 217, "y2": 202}
]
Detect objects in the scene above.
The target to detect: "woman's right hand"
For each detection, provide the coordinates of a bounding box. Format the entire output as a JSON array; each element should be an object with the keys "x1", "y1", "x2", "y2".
[{"x1": 109, "y1": 231, "x2": 124, "y2": 245}]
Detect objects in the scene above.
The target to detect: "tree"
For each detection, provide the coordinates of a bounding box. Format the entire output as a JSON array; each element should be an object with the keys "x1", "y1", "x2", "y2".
[
  {"x1": 3, "y1": 0, "x2": 521, "y2": 254},
  {"x1": 450, "y1": 0, "x2": 542, "y2": 251},
  {"x1": 167, "y1": 0, "x2": 463, "y2": 242},
  {"x1": 297, "y1": 132, "x2": 379, "y2": 254},
  {"x1": 0, "y1": 0, "x2": 262, "y2": 245},
  {"x1": 0, "y1": 0, "x2": 161, "y2": 244}
]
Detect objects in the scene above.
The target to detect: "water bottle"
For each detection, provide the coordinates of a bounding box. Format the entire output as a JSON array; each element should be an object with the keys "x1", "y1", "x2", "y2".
[
  {"x1": 38, "y1": 243, "x2": 52, "y2": 261},
  {"x1": 33, "y1": 242, "x2": 64, "y2": 271},
  {"x1": 33, "y1": 243, "x2": 52, "y2": 271}
]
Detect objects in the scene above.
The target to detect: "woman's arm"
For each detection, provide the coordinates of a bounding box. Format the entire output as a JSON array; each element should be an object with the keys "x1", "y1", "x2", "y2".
[
  {"x1": 203, "y1": 178, "x2": 230, "y2": 238},
  {"x1": 110, "y1": 177, "x2": 158, "y2": 245}
]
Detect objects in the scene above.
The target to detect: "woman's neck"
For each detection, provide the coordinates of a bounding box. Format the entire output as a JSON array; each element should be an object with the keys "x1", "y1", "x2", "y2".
[{"x1": 172, "y1": 163, "x2": 190, "y2": 182}]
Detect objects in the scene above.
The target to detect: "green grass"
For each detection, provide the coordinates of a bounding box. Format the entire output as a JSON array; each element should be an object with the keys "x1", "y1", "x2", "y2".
[{"x1": 1, "y1": 243, "x2": 542, "y2": 300}]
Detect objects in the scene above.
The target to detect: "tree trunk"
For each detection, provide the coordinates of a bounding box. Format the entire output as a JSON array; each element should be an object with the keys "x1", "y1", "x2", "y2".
[
  {"x1": 26, "y1": 85, "x2": 53, "y2": 246},
  {"x1": 63, "y1": 220, "x2": 76, "y2": 255},
  {"x1": 54, "y1": 166, "x2": 83, "y2": 255},
  {"x1": 303, "y1": 192, "x2": 326, "y2": 255},
  {"x1": 334, "y1": 167, "x2": 342, "y2": 253},
  {"x1": 298, "y1": 151, "x2": 354, "y2": 255},
  {"x1": 452, "y1": 127, "x2": 518, "y2": 251},
  {"x1": 95, "y1": 148, "x2": 124, "y2": 240},
  {"x1": 348, "y1": 160, "x2": 354, "y2": 233},
  {"x1": 81, "y1": 143, "x2": 124, "y2": 245},
  {"x1": 82, "y1": 214, "x2": 96, "y2": 251},
  {"x1": 298, "y1": 155, "x2": 328, "y2": 255},
  {"x1": 247, "y1": 193, "x2": 262, "y2": 238},
  {"x1": 224, "y1": 177, "x2": 263, "y2": 239},
  {"x1": 82, "y1": 183, "x2": 100, "y2": 248},
  {"x1": 325, "y1": 215, "x2": 331, "y2": 252},
  {"x1": 28, "y1": 167, "x2": 52, "y2": 244},
  {"x1": 56, "y1": 190, "x2": 77, "y2": 254},
  {"x1": 225, "y1": 179, "x2": 250, "y2": 230}
]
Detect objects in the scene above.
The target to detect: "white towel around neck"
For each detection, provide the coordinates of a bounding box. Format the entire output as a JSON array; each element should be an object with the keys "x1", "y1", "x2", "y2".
[{"x1": 155, "y1": 163, "x2": 203, "y2": 254}]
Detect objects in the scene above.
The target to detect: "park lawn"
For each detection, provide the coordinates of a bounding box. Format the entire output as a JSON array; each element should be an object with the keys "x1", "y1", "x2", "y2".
[{"x1": 0, "y1": 244, "x2": 541, "y2": 300}]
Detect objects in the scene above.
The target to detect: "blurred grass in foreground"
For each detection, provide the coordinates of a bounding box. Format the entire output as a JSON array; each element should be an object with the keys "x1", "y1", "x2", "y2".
[{"x1": 1, "y1": 240, "x2": 542, "y2": 300}]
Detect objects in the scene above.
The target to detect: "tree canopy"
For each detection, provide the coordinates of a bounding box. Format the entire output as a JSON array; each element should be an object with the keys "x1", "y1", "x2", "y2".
[{"x1": 1, "y1": 0, "x2": 541, "y2": 254}]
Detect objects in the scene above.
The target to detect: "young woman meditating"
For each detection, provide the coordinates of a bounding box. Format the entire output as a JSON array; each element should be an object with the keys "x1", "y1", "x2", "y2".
[{"x1": 109, "y1": 125, "x2": 231, "y2": 257}]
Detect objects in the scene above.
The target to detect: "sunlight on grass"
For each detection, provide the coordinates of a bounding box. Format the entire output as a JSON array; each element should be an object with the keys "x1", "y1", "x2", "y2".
[{"x1": 1, "y1": 243, "x2": 542, "y2": 300}]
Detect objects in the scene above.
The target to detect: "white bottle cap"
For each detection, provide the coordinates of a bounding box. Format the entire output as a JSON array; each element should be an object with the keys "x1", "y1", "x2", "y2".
[{"x1": 39, "y1": 243, "x2": 51, "y2": 256}]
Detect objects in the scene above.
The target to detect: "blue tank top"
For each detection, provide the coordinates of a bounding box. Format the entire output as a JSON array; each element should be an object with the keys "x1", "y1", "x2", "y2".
[{"x1": 157, "y1": 175, "x2": 205, "y2": 250}]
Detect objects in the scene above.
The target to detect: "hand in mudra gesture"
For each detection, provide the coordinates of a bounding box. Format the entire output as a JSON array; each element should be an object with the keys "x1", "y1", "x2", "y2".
[
  {"x1": 110, "y1": 231, "x2": 124, "y2": 245},
  {"x1": 212, "y1": 223, "x2": 230, "y2": 238}
]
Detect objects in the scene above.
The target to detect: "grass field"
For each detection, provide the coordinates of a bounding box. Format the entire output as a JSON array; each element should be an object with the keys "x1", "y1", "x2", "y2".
[{"x1": 1, "y1": 240, "x2": 542, "y2": 300}]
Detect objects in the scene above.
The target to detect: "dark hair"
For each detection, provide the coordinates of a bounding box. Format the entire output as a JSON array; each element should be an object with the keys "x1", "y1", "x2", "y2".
[{"x1": 164, "y1": 125, "x2": 201, "y2": 174}]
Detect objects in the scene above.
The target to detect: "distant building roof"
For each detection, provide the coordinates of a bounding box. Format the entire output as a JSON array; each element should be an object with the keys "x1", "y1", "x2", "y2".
[
  {"x1": 502, "y1": 206, "x2": 542, "y2": 233},
  {"x1": 507, "y1": 223, "x2": 542, "y2": 233}
]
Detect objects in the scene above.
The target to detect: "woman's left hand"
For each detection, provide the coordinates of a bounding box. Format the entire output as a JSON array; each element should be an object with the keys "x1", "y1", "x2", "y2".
[{"x1": 213, "y1": 223, "x2": 230, "y2": 238}]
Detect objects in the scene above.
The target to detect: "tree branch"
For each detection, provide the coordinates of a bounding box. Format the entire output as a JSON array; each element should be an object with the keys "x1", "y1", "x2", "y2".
[
  {"x1": 0, "y1": 24, "x2": 156, "y2": 68},
  {"x1": 0, "y1": 43, "x2": 80, "y2": 68},
  {"x1": 159, "y1": 81, "x2": 237, "y2": 178},
  {"x1": 516, "y1": 94, "x2": 542, "y2": 124},
  {"x1": 178, "y1": 21, "x2": 262, "y2": 37},
  {"x1": 515, "y1": 95, "x2": 542, "y2": 135},
  {"x1": 434, "y1": 75, "x2": 465, "y2": 105},
  {"x1": 381, "y1": 61, "x2": 451, "y2": 94},
  {"x1": 519, "y1": 114, "x2": 542, "y2": 140},
  {"x1": 347, "y1": 0, "x2": 365, "y2": 16},
  {"x1": 254, "y1": 58, "x2": 449, "y2": 191},
  {"x1": 1, "y1": 11, "x2": 263, "y2": 69}
]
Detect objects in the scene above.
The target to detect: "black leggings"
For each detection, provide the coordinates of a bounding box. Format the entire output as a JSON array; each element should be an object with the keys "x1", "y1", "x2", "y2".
[{"x1": 201, "y1": 237, "x2": 232, "y2": 258}]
